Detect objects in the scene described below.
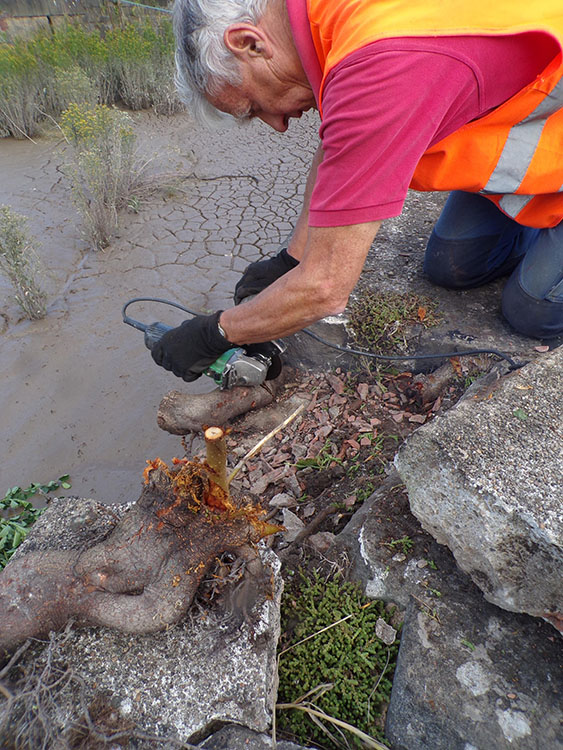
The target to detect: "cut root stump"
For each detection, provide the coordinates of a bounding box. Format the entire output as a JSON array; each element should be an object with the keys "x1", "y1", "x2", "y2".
[{"x1": 0, "y1": 443, "x2": 283, "y2": 659}]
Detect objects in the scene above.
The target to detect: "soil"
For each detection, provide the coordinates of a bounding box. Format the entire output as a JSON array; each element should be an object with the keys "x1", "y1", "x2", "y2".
[
  {"x1": 224, "y1": 363, "x2": 472, "y2": 558},
  {"x1": 0, "y1": 110, "x2": 317, "y2": 505}
]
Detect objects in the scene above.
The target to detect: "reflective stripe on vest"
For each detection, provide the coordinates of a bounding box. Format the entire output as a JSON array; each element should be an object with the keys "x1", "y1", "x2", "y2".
[
  {"x1": 306, "y1": 0, "x2": 563, "y2": 227},
  {"x1": 481, "y1": 77, "x2": 563, "y2": 197}
]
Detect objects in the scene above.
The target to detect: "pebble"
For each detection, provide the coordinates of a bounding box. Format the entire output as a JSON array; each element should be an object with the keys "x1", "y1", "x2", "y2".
[{"x1": 269, "y1": 493, "x2": 294, "y2": 508}]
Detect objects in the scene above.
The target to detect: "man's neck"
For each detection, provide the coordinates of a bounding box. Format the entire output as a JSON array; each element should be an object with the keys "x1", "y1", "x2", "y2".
[{"x1": 261, "y1": 0, "x2": 311, "y2": 89}]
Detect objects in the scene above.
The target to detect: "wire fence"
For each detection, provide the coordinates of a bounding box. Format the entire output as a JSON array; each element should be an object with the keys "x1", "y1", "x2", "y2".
[{"x1": 111, "y1": 0, "x2": 172, "y2": 13}]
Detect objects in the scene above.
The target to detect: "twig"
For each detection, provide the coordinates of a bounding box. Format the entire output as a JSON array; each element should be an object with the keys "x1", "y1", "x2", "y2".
[
  {"x1": 278, "y1": 612, "x2": 356, "y2": 658},
  {"x1": 275, "y1": 701, "x2": 388, "y2": 750},
  {"x1": 412, "y1": 593, "x2": 442, "y2": 624},
  {"x1": 367, "y1": 648, "x2": 391, "y2": 724},
  {"x1": 286, "y1": 501, "x2": 340, "y2": 548},
  {"x1": 182, "y1": 171, "x2": 259, "y2": 185},
  {"x1": 227, "y1": 404, "x2": 305, "y2": 485},
  {"x1": 0, "y1": 639, "x2": 32, "y2": 679}
]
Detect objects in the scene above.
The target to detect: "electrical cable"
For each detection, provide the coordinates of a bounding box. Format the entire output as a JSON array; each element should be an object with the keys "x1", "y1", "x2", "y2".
[
  {"x1": 301, "y1": 327, "x2": 519, "y2": 368},
  {"x1": 122, "y1": 296, "x2": 521, "y2": 370}
]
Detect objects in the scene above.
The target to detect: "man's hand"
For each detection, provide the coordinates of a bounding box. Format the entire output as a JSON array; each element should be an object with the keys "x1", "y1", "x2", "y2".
[
  {"x1": 151, "y1": 311, "x2": 231, "y2": 382},
  {"x1": 234, "y1": 247, "x2": 299, "y2": 304}
]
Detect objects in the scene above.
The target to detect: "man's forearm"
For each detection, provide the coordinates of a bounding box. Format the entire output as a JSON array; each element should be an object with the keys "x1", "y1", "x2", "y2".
[
  {"x1": 286, "y1": 142, "x2": 324, "y2": 261},
  {"x1": 221, "y1": 220, "x2": 381, "y2": 344}
]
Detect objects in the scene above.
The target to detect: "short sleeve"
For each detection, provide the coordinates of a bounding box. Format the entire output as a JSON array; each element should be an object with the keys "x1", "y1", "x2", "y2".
[{"x1": 309, "y1": 41, "x2": 483, "y2": 226}]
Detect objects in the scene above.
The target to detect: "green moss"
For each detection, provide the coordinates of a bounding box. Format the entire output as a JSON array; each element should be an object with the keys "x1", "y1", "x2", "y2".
[{"x1": 277, "y1": 572, "x2": 400, "y2": 748}]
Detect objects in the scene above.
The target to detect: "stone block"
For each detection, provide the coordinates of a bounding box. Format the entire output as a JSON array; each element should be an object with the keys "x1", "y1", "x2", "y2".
[
  {"x1": 385, "y1": 587, "x2": 563, "y2": 750},
  {"x1": 395, "y1": 348, "x2": 563, "y2": 629}
]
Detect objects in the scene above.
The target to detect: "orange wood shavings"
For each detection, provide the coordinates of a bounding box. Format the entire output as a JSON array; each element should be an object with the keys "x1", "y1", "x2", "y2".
[{"x1": 143, "y1": 457, "x2": 169, "y2": 484}]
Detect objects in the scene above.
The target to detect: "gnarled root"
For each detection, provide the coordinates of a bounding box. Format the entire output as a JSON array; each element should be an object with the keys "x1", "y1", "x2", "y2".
[{"x1": 0, "y1": 456, "x2": 281, "y2": 658}]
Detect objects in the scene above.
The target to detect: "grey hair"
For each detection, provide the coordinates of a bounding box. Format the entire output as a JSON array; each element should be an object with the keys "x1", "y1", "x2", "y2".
[{"x1": 173, "y1": 0, "x2": 269, "y2": 125}]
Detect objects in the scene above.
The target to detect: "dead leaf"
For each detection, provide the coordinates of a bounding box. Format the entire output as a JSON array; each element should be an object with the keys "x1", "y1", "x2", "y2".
[
  {"x1": 391, "y1": 412, "x2": 404, "y2": 423},
  {"x1": 357, "y1": 383, "x2": 369, "y2": 400},
  {"x1": 431, "y1": 396, "x2": 442, "y2": 412},
  {"x1": 343, "y1": 495, "x2": 357, "y2": 508},
  {"x1": 417, "y1": 306, "x2": 427, "y2": 322},
  {"x1": 449, "y1": 357, "x2": 462, "y2": 377},
  {"x1": 327, "y1": 374, "x2": 345, "y2": 394}
]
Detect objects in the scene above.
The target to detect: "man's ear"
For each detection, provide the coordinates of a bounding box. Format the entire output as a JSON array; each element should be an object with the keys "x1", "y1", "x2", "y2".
[{"x1": 224, "y1": 24, "x2": 272, "y2": 59}]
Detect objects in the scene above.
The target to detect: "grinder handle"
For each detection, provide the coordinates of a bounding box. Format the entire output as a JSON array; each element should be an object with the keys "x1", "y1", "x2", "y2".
[{"x1": 143, "y1": 321, "x2": 173, "y2": 351}]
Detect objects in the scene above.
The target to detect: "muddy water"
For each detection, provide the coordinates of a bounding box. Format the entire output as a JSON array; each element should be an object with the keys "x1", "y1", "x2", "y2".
[{"x1": 0, "y1": 111, "x2": 317, "y2": 504}]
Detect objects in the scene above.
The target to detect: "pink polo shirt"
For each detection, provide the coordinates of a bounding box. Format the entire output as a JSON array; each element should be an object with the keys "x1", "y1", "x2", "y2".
[{"x1": 286, "y1": 0, "x2": 558, "y2": 226}]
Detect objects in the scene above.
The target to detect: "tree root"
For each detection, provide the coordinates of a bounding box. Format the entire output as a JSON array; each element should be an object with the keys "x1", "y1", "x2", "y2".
[{"x1": 0, "y1": 452, "x2": 282, "y2": 658}]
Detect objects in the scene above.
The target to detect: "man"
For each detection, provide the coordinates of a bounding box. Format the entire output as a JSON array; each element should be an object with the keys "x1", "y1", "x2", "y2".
[{"x1": 152, "y1": 0, "x2": 563, "y2": 382}]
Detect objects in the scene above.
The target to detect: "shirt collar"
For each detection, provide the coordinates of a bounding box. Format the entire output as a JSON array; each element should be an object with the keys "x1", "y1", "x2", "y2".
[{"x1": 286, "y1": 0, "x2": 322, "y2": 105}]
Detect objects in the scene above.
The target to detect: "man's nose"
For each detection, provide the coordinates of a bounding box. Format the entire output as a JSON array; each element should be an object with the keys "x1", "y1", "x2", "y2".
[{"x1": 257, "y1": 112, "x2": 288, "y2": 132}]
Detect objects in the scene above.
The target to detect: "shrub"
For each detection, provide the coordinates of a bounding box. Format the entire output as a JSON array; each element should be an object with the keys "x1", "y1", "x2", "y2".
[
  {"x1": 106, "y1": 20, "x2": 181, "y2": 114},
  {"x1": 0, "y1": 206, "x2": 47, "y2": 319},
  {"x1": 0, "y1": 17, "x2": 180, "y2": 139},
  {"x1": 60, "y1": 102, "x2": 145, "y2": 249},
  {"x1": 0, "y1": 41, "x2": 43, "y2": 138}
]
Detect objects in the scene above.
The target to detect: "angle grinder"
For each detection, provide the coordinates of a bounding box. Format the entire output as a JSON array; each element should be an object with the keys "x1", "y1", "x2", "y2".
[{"x1": 122, "y1": 297, "x2": 285, "y2": 390}]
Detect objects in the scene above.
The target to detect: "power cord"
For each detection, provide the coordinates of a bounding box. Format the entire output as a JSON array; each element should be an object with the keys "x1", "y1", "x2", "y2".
[
  {"x1": 301, "y1": 327, "x2": 520, "y2": 369},
  {"x1": 123, "y1": 297, "x2": 522, "y2": 370}
]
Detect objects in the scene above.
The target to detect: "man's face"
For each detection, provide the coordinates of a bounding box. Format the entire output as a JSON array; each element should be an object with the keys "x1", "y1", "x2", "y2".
[{"x1": 208, "y1": 58, "x2": 316, "y2": 132}]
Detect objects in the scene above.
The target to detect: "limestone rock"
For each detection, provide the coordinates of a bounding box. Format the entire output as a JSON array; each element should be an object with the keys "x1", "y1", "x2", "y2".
[
  {"x1": 199, "y1": 724, "x2": 313, "y2": 749},
  {"x1": 395, "y1": 348, "x2": 563, "y2": 629},
  {"x1": 332, "y1": 469, "x2": 562, "y2": 750},
  {"x1": 2, "y1": 498, "x2": 284, "y2": 746},
  {"x1": 385, "y1": 584, "x2": 563, "y2": 750}
]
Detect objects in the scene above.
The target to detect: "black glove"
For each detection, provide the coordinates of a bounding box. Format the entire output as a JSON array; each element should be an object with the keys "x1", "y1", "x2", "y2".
[
  {"x1": 151, "y1": 311, "x2": 231, "y2": 382},
  {"x1": 234, "y1": 247, "x2": 299, "y2": 305}
]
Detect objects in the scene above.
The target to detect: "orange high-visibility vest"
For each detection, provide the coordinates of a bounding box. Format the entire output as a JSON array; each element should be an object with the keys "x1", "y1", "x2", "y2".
[{"x1": 307, "y1": 0, "x2": 563, "y2": 228}]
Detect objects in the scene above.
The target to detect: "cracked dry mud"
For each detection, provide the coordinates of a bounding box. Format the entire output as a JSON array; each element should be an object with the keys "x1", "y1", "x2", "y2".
[{"x1": 0, "y1": 111, "x2": 317, "y2": 504}]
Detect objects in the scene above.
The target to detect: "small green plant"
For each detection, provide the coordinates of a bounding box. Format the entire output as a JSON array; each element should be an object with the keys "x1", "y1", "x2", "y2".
[
  {"x1": 295, "y1": 440, "x2": 344, "y2": 472},
  {"x1": 60, "y1": 102, "x2": 146, "y2": 249},
  {"x1": 277, "y1": 572, "x2": 400, "y2": 748},
  {"x1": 1, "y1": 475, "x2": 71, "y2": 568},
  {"x1": 348, "y1": 291, "x2": 440, "y2": 360},
  {"x1": 461, "y1": 638, "x2": 476, "y2": 652},
  {"x1": 0, "y1": 205, "x2": 47, "y2": 319},
  {"x1": 356, "y1": 483, "x2": 376, "y2": 504},
  {"x1": 384, "y1": 536, "x2": 414, "y2": 556}
]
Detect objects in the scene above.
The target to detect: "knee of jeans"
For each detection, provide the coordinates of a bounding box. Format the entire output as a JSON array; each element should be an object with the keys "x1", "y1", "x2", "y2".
[
  {"x1": 502, "y1": 271, "x2": 563, "y2": 339},
  {"x1": 424, "y1": 232, "x2": 480, "y2": 289}
]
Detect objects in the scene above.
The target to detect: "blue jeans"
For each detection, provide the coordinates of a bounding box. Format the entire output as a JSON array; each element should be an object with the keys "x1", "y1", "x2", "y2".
[{"x1": 424, "y1": 191, "x2": 563, "y2": 339}]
